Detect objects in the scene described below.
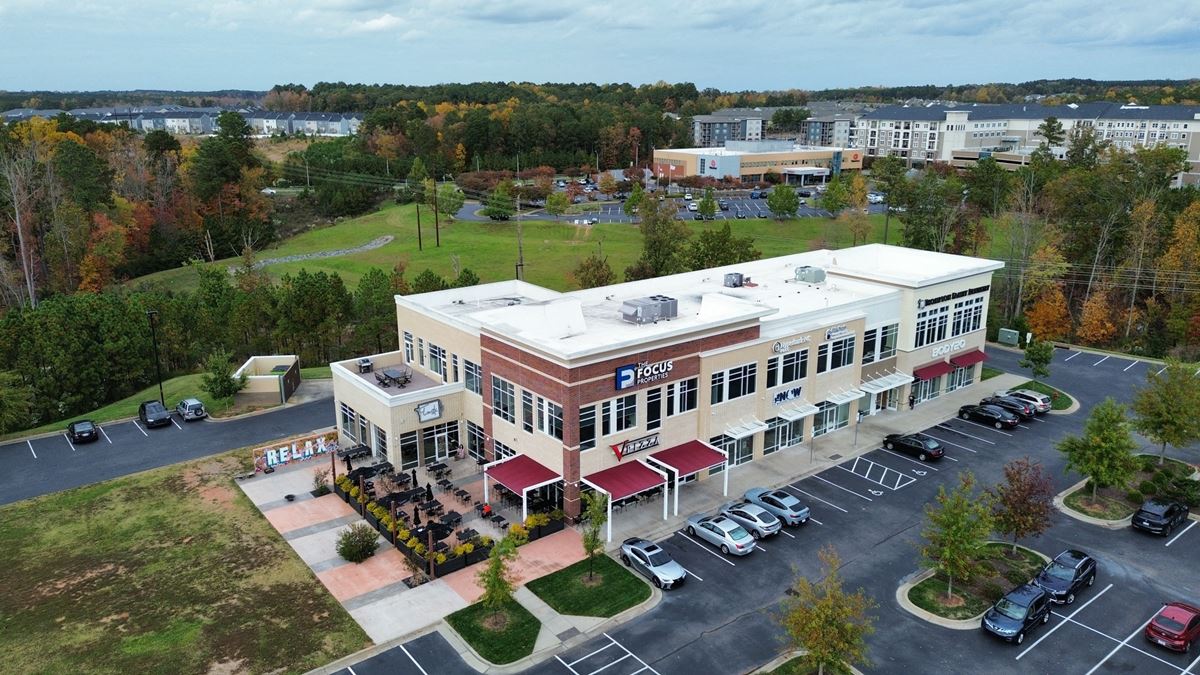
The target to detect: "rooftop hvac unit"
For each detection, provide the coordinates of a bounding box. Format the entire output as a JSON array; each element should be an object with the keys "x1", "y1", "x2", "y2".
[
  {"x1": 620, "y1": 296, "x2": 678, "y2": 324},
  {"x1": 794, "y1": 266, "x2": 827, "y2": 284},
  {"x1": 724, "y1": 273, "x2": 744, "y2": 288}
]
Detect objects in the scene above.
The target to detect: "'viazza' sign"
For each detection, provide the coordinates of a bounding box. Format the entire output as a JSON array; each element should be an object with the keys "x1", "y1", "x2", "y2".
[
  {"x1": 616, "y1": 359, "x2": 674, "y2": 390},
  {"x1": 611, "y1": 433, "x2": 660, "y2": 460},
  {"x1": 252, "y1": 431, "x2": 338, "y2": 472}
]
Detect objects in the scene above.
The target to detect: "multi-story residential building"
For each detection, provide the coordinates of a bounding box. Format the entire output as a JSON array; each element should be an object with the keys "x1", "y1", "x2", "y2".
[
  {"x1": 800, "y1": 114, "x2": 856, "y2": 147},
  {"x1": 854, "y1": 102, "x2": 1200, "y2": 184},
  {"x1": 653, "y1": 140, "x2": 862, "y2": 184},
  {"x1": 692, "y1": 113, "x2": 764, "y2": 147},
  {"x1": 1, "y1": 106, "x2": 365, "y2": 137},
  {"x1": 330, "y1": 244, "x2": 1002, "y2": 523}
]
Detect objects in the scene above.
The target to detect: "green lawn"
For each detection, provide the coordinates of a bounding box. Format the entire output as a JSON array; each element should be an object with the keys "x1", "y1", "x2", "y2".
[
  {"x1": 908, "y1": 542, "x2": 1045, "y2": 620},
  {"x1": 128, "y1": 202, "x2": 904, "y2": 293},
  {"x1": 0, "y1": 448, "x2": 368, "y2": 674},
  {"x1": 764, "y1": 655, "x2": 817, "y2": 675},
  {"x1": 0, "y1": 373, "x2": 231, "y2": 442},
  {"x1": 981, "y1": 365, "x2": 1003, "y2": 381},
  {"x1": 446, "y1": 598, "x2": 540, "y2": 665},
  {"x1": 1013, "y1": 380, "x2": 1073, "y2": 410},
  {"x1": 300, "y1": 365, "x2": 332, "y2": 380},
  {"x1": 526, "y1": 554, "x2": 651, "y2": 618}
]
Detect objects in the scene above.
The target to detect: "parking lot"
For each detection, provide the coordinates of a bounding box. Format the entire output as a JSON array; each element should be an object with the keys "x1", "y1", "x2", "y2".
[{"x1": 0, "y1": 398, "x2": 335, "y2": 505}]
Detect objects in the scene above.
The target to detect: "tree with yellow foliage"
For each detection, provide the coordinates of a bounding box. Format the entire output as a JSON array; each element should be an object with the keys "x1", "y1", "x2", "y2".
[
  {"x1": 1025, "y1": 285, "x2": 1072, "y2": 342},
  {"x1": 1076, "y1": 287, "x2": 1116, "y2": 346}
]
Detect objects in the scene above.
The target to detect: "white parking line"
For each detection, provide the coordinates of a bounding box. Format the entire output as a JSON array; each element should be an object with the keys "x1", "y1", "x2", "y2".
[
  {"x1": 809, "y1": 517, "x2": 824, "y2": 526},
  {"x1": 63, "y1": 434, "x2": 76, "y2": 452},
  {"x1": 682, "y1": 566, "x2": 703, "y2": 582},
  {"x1": 1063, "y1": 612, "x2": 1185, "y2": 673},
  {"x1": 347, "y1": 666, "x2": 358, "y2": 675},
  {"x1": 99, "y1": 426, "x2": 112, "y2": 443},
  {"x1": 779, "y1": 529, "x2": 796, "y2": 539},
  {"x1": 936, "y1": 423, "x2": 998, "y2": 444},
  {"x1": 1123, "y1": 360, "x2": 1141, "y2": 372},
  {"x1": 1157, "y1": 366, "x2": 1169, "y2": 376},
  {"x1": 27, "y1": 439, "x2": 37, "y2": 459},
  {"x1": 1016, "y1": 583, "x2": 1112, "y2": 659},
  {"x1": 1093, "y1": 355, "x2": 1111, "y2": 367},
  {"x1": 1065, "y1": 351, "x2": 1082, "y2": 362},
  {"x1": 171, "y1": 418, "x2": 183, "y2": 430},
  {"x1": 1018, "y1": 424, "x2": 1032, "y2": 430},
  {"x1": 811, "y1": 474, "x2": 873, "y2": 501},
  {"x1": 676, "y1": 532, "x2": 737, "y2": 566},
  {"x1": 941, "y1": 454, "x2": 961, "y2": 462},
  {"x1": 925, "y1": 432, "x2": 981, "y2": 452},
  {"x1": 603, "y1": 633, "x2": 660, "y2": 675},
  {"x1": 1185, "y1": 647, "x2": 1200, "y2": 675},
  {"x1": 838, "y1": 457, "x2": 917, "y2": 490},
  {"x1": 960, "y1": 418, "x2": 1014, "y2": 436},
  {"x1": 755, "y1": 542, "x2": 767, "y2": 551},
  {"x1": 1084, "y1": 610, "x2": 1162, "y2": 675},
  {"x1": 398, "y1": 644, "x2": 429, "y2": 675},
  {"x1": 132, "y1": 421, "x2": 148, "y2": 437},
  {"x1": 785, "y1": 484, "x2": 848, "y2": 513},
  {"x1": 880, "y1": 448, "x2": 940, "y2": 470},
  {"x1": 1166, "y1": 520, "x2": 1197, "y2": 547}
]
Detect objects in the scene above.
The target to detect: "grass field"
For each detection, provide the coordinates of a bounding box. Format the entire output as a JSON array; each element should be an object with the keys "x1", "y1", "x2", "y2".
[
  {"x1": 129, "y1": 203, "x2": 904, "y2": 293},
  {"x1": 446, "y1": 597, "x2": 540, "y2": 665},
  {"x1": 0, "y1": 374, "x2": 231, "y2": 443},
  {"x1": 525, "y1": 554, "x2": 650, "y2": 618},
  {"x1": 0, "y1": 449, "x2": 369, "y2": 674},
  {"x1": 300, "y1": 365, "x2": 332, "y2": 380}
]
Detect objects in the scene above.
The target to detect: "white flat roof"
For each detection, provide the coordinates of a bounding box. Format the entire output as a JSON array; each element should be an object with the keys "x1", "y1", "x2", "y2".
[
  {"x1": 395, "y1": 244, "x2": 1001, "y2": 363},
  {"x1": 658, "y1": 144, "x2": 843, "y2": 156}
]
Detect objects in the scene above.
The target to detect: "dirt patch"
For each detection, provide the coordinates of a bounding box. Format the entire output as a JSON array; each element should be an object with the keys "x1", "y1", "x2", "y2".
[
  {"x1": 481, "y1": 612, "x2": 510, "y2": 632},
  {"x1": 33, "y1": 562, "x2": 125, "y2": 600},
  {"x1": 204, "y1": 658, "x2": 248, "y2": 675},
  {"x1": 579, "y1": 573, "x2": 605, "y2": 588},
  {"x1": 937, "y1": 593, "x2": 966, "y2": 608}
]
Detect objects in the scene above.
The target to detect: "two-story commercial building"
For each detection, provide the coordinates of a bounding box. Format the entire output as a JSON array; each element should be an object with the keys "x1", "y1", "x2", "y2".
[{"x1": 330, "y1": 244, "x2": 1002, "y2": 522}]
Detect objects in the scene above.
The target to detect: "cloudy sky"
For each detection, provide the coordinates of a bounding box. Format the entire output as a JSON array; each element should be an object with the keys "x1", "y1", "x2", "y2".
[{"x1": 1, "y1": 0, "x2": 1198, "y2": 92}]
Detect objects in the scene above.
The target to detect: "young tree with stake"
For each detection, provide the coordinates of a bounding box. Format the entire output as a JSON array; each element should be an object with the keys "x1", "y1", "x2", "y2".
[
  {"x1": 988, "y1": 457, "x2": 1055, "y2": 554},
  {"x1": 581, "y1": 491, "x2": 608, "y2": 581},
  {"x1": 920, "y1": 471, "x2": 993, "y2": 601},
  {"x1": 779, "y1": 545, "x2": 876, "y2": 675}
]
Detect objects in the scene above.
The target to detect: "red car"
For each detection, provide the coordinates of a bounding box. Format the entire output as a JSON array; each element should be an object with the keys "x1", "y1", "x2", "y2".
[{"x1": 1144, "y1": 602, "x2": 1200, "y2": 652}]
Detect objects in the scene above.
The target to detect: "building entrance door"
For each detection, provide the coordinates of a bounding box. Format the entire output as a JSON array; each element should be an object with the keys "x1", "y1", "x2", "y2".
[{"x1": 422, "y1": 422, "x2": 459, "y2": 463}]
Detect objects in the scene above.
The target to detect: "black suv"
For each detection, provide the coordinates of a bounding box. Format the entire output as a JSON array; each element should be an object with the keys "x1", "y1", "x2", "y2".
[
  {"x1": 67, "y1": 420, "x2": 100, "y2": 444},
  {"x1": 1132, "y1": 498, "x2": 1190, "y2": 536},
  {"x1": 1033, "y1": 549, "x2": 1097, "y2": 605},
  {"x1": 982, "y1": 584, "x2": 1051, "y2": 645},
  {"x1": 138, "y1": 400, "x2": 172, "y2": 428},
  {"x1": 882, "y1": 433, "x2": 944, "y2": 461},
  {"x1": 979, "y1": 395, "x2": 1035, "y2": 420}
]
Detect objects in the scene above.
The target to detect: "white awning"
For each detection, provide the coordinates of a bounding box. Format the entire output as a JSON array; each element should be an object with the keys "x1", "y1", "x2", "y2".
[
  {"x1": 859, "y1": 372, "x2": 915, "y2": 394},
  {"x1": 778, "y1": 401, "x2": 820, "y2": 421},
  {"x1": 725, "y1": 418, "x2": 769, "y2": 439},
  {"x1": 826, "y1": 389, "x2": 865, "y2": 405}
]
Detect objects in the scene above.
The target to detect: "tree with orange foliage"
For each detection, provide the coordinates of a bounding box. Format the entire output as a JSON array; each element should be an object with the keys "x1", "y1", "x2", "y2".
[
  {"x1": 78, "y1": 212, "x2": 128, "y2": 292},
  {"x1": 1077, "y1": 288, "x2": 1117, "y2": 345},
  {"x1": 1025, "y1": 285, "x2": 1072, "y2": 342}
]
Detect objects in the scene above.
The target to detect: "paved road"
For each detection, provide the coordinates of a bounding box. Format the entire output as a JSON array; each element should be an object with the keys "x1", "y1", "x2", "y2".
[{"x1": 0, "y1": 397, "x2": 335, "y2": 506}]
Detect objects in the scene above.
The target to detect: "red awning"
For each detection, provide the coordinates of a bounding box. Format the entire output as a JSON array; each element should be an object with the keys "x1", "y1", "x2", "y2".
[
  {"x1": 913, "y1": 360, "x2": 953, "y2": 381},
  {"x1": 485, "y1": 455, "x2": 560, "y2": 494},
  {"x1": 951, "y1": 349, "x2": 988, "y2": 367},
  {"x1": 583, "y1": 461, "x2": 665, "y2": 502},
  {"x1": 649, "y1": 440, "x2": 726, "y2": 476}
]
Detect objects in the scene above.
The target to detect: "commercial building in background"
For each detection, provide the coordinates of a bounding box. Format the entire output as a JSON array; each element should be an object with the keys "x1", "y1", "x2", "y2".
[
  {"x1": 854, "y1": 102, "x2": 1200, "y2": 184},
  {"x1": 652, "y1": 140, "x2": 863, "y2": 185},
  {"x1": 330, "y1": 244, "x2": 1002, "y2": 521}
]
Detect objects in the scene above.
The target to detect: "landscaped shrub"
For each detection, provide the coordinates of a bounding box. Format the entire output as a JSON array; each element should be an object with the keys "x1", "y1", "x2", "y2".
[
  {"x1": 1127, "y1": 490, "x2": 1144, "y2": 504},
  {"x1": 524, "y1": 512, "x2": 550, "y2": 529},
  {"x1": 1159, "y1": 477, "x2": 1200, "y2": 507},
  {"x1": 1138, "y1": 480, "x2": 1156, "y2": 496},
  {"x1": 1003, "y1": 568, "x2": 1030, "y2": 586},
  {"x1": 982, "y1": 581, "x2": 1005, "y2": 603},
  {"x1": 336, "y1": 523, "x2": 380, "y2": 563},
  {"x1": 312, "y1": 469, "x2": 331, "y2": 496}
]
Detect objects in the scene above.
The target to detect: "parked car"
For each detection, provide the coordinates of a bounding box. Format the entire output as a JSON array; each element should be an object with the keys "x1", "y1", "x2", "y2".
[
  {"x1": 718, "y1": 200, "x2": 729, "y2": 211},
  {"x1": 260, "y1": 187, "x2": 277, "y2": 195},
  {"x1": 719, "y1": 501, "x2": 781, "y2": 539},
  {"x1": 958, "y1": 404, "x2": 1020, "y2": 429},
  {"x1": 1131, "y1": 498, "x2": 1191, "y2": 536},
  {"x1": 979, "y1": 395, "x2": 1035, "y2": 420},
  {"x1": 683, "y1": 192, "x2": 693, "y2": 201},
  {"x1": 66, "y1": 420, "x2": 100, "y2": 444},
  {"x1": 981, "y1": 584, "x2": 1052, "y2": 645},
  {"x1": 797, "y1": 198, "x2": 808, "y2": 205},
  {"x1": 749, "y1": 190, "x2": 761, "y2": 199},
  {"x1": 798, "y1": 189, "x2": 813, "y2": 197},
  {"x1": 138, "y1": 400, "x2": 172, "y2": 428},
  {"x1": 757, "y1": 213, "x2": 769, "y2": 219},
  {"x1": 867, "y1": 193, "x2": 885, "y2": 204},
  {"x1": 735, "y1": 212, "x2": 748, "y2": 219},
  {"x1": 687, "y1": 201, "x2": 698, "y2": 211},
  {"x1": 882, "y1": 432, "x2": 944, "y2": 461},
  {"x1": 1033, "y1": 549, "x2": 1097, "y2": 605},
  {"x1": 620, "y1": 537, "x2": 686, "y2": 589},
  {"x1": 743, "y1": 487, "x2": 810, "y2": 526},
  {"x1": 685, "y1": 514, "x2": 756, "y2": 556},
  {"x1": 996, "y1": 389, "x2": 1051, "y2": 414},
  {"x1": 175, "y1": 397, "x2": 207, "y2": 421},
  {"x1": 1144, "y1": 602, "x2": 1200, "y2": 652}
]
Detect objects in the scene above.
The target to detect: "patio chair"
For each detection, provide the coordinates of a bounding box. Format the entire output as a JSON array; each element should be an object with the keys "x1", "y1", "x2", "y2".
[{"x1": 374, "y1": 372, "x2": 391, "y2": 387}]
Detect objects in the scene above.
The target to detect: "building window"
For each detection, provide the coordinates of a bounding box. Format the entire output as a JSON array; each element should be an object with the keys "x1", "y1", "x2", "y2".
[
  {"x1": 464, "y1": 360, "x2": 482, "y2": 395},
  {"x1": 466, "y1": 421, "x2": 486, "y2": 462},
  {"x1": 429, "y1": 344, "x2": 446, "y2": 381},
  {"x1": 522, "y1": 390, "x2": 534, "y2": 433},
  {"x1": 451, "y1": 355, "x2": 460, "y2": 383},
  {"x1": 491, "y1": 376, "x2": 516, "y2": 424},
  {"x1": 493, "y1": 440, "x2": 516, "y2": 460},
  {"x1": 536, "y1": 396, "x2": 563, "y2": 440},
  {"x1": 340, "y1": 402, "x2": 357, "y2": 439},
  {"x1": 712, "y1": 363, "x2": 757, "y2": 405},
  {"x1": 605, "y1": 394, "x2": 637, "y2": 434},
  {"x1": 667, "y1": 377, "x2": 698, "y2": 416},
  {"x1": 862, "y1": 329, "x2": 878, "y2": 365},
  {"x1": 879, "y1": 324, "x2": 898, "y2": 359},
  {"x1": 647, "y1": 387, "x2": 662, "y2": 430},
  {"x1": 817, "y1": 336, "x2": 855, "y2": 373},
  {"x1": 767, "y1": 350, "x2": 809, "y2": 389},
  {"x1": 764, "y1": 417, "x2": 803, "y2": 454},
  {"x1": 915, "y1": 305, "x2": 949, "y2": 348},
  {"x1": 417, "y1": 338, "x2": 425, "y2": 366},
  {"x1": 813, "y1": 401, "x2": 850, "y2": 437},
  {"x1": 374, "y1": 425, "x2": 387, "y2": 456},
  {"x1": 403, "y1": 332, "x2": 413, "y2": 363},
  {"x1": 398, "y1": 431, "x2": 419, "y2": 469},
  {"x1": 579, "y1": 405, "x2": 596, "y2": 450},
  {"x1": 710, "y1": 434, "x2": 753, "y2": 466},
  {"x1": 951, "y1": 296, "x2": 985, "y2": 337}
]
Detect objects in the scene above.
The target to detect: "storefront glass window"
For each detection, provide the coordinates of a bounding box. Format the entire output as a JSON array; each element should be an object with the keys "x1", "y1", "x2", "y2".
[
  {"x1": 579, "y1": 405, "x2": 596, "y2": 450},
  {"x1": 466, "y1": 421, "x2": 486, "y2": 462},
  {"x1": 647, "y1": 388, "x2": 662, "y2": 430},
  {"x1": 398, "y1": 431, "x2": 419, "y2": 469},
  {"x1": 339, "y1": 402, "x2": 357, "y2": 440},
  {"x1": 464, "y1": 360, "x2": 482, "y2": 395},
  {"x1": 764, "y1": 417, "x2": 803, "y2": 454}
]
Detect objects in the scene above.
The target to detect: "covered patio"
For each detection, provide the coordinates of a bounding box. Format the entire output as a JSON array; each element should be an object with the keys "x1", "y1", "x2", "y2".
[
  {"x1": 483, "y1": 454, "x2": 561, "y2": 522},
  {"x1": 647, "y1": 440, "x2": 728, "y2": 516},
  {"x1": 582, "y1": 460, "x2": 669, "y2": 542}
]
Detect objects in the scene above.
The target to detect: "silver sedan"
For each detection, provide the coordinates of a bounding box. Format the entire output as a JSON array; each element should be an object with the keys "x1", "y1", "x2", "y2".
[
  {"x1": 620, "y1": 537, "x2": 687, "y2": 589},
  {"x1": 744, "y1": 487, "x2": 811, "y2": 526},
  {"x1": 684, "y1": 514, "x2": 756, "y2": 556},
  {"x1": 719, "y1": 501, "x2": 782, "y2": 539}
]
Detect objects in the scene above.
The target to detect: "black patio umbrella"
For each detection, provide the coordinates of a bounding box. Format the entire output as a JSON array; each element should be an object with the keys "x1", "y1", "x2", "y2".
[
  {"x1": 425, "y1": 483, "x2": 434, "y2": 502},
  {"x1": 413, "y1": 507, "x2": 421, "y2": 526},
  {"x1": 410, "y1": 468, "x2": 418, "y2": 486},
  {"x1": 345, "y1": 456, "x2": 353, "y2": 471}
]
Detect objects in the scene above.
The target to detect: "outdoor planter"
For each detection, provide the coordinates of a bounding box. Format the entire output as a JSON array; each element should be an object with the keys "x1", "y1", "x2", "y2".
[
  {"x1": 334, "y1": 483, "x2": 347, "y2": 501},
  {"x1": 434, "y1": 556, "x2": 467, "y2": 576},
  {"x1": 466, "y1": 546, "x2": 492, "y2": 565},
  {"x1": 534, "y1": 519, "x2": 565, "y2": 538},
  {"x1": 353, "y1": 500, "x2": 365, "y2": 515},
  {"x1": 364, "y1": 512, "x2": 379, "y2": 530}
]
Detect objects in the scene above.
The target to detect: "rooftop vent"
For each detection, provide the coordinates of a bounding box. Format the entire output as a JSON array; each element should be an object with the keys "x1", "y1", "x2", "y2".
[
  {"x1": 620, "y1": 295, "x2": 678, "y2": 325},
  {"x1": 794, "y1": 266, "x2": 827, "y2": 284},
  {"x1": 724, "y1": 273, "x2": 744, "y2": 288}
]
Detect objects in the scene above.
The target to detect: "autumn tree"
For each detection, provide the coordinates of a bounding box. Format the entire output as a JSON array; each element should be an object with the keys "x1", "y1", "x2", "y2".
[
  {"x1": 1058, "y1": 397, "x2": 1138, "y2": 500},
  {"x1": 847, "y1": 172, "x2": 868, "y2": 212},
  {"x1": 1020, "y1": 340, "x2": 1053, "y2": 382},
  {"x1": 1076, "y1": 287, "x2": 1116, "y2": 346},
  {"x1": 1025, "y1": 285, "x2": 1072, "y2": 342},
  {"x1": 1121, "y1": 199, "x2": 1159, "y2": 338},
  {"x1": 1157, "y1": 201, "x2": 1200, "y2": 301},
  {"x1": 840, "y1": 210, "x2": 873, "y2": 246},
  {"x1": 598, "y1": 173, "x2": 617, "y2": 195},
  {"x1": 920, "y1": 471, "x2": 993, "y2": 601},
  {"x1": 571, "y1": 253, "x2": 615, "y2": 289},
  {"x1": 1132, "y1": 359, "x2": 1200, "y2": 465},
  {"x1": 779, "y1": 546, "x2": 876, "y2": 675},
  {"x1": 871, "y1": 154, "x2": 907, "y2": 244},
  {"x1": 988, "y1": 458, "x2": 1055, "y2": 554}
]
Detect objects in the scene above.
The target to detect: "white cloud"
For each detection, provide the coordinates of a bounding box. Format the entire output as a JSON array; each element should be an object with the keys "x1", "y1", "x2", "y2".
[{"x1": 346, "y1": 12, "x2": 405, "y2": 34}]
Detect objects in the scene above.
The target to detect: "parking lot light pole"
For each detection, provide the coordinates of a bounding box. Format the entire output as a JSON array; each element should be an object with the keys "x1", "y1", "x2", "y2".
[{"x1": 146, "y1": 309, "x2": 165, "y2": 406}]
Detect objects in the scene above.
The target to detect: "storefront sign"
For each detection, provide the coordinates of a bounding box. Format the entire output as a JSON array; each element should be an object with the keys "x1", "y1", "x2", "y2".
[
  {"x1": 825, "y1": 325, "x2": 850, "y2": 340},
  {"x1": 252, "y1": 431, "x2": 338, "y2": 473},
  {"x1": 931, "y1": 339, "x2": 968, "y2": 358},
  {"x1": 771, "y1": 336, "x2": 812, "y2": 353},
  {"x1": 415, "y1": 399, "x2": 443, "y2": 423},
  {"x1": 611, "y1": 433, "x2": 660, "y2": 460},
  {"x1": 615, "y1": 359, "x2": 674, "y2": 390},
  {"x1": 773, "y1": 386, "x2": 804, "y2": 405},
  {"x1": 918, "y1": 284, "x2": 991, "y2": 309}
]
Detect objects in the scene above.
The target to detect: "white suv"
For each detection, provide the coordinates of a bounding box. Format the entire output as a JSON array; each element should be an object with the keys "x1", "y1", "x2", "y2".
[
  {"x1": 997, "y1": 389, "x2": 1051, "y2": 414},
  {"x1": 176, "y1": 397, "x2": 208, "y2": 421}
]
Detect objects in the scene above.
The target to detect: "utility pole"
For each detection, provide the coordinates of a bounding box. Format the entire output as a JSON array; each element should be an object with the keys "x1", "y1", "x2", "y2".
[
  {"x1": 515, "y1": 195, "x2": 525, "y2": 281},
  {"x1": 304, "y1": 155, "x2": 310, "y2": 189},
  {"x1": 433, "y1": 181, "x2": 441, "y2": 247},
  {"x1": 416, "y1": 203, "x2": 423, "y2": 251},
  {"x1": 146, "y1": 310, "x2": 165, "y2": 407}
]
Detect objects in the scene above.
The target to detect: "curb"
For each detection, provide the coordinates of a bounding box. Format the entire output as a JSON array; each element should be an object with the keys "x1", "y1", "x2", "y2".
[
  {"x1": 895, "y1": 542, "x2": 1051, "y2": 630},
  {"x1": 1053, "y1": 478, "x2": 1133, "y2": 529},
  {"x1": 752, "y1": 649, "x2": 866, "y2": 675}
]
